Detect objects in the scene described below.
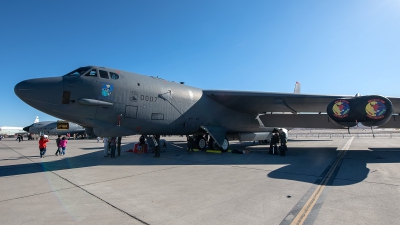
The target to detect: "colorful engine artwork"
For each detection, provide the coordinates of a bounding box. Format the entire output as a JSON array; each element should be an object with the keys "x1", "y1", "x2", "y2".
[
  {"x1": 365, "y1": 99, "x2": 386, "y2": 119},
  {"x1": 332, "y1": 100, "x2": 350, "y2": 118}
]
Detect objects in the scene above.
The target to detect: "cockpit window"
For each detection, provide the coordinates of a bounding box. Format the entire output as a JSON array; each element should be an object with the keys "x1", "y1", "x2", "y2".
[
  {"x1": 63, "y1": 66, "x2": 92, "y2": 76},
  {"x1": 99, "y1": 70, "x2": 109, "y2": 79},
  {"x1": 85, "y1": 69, "x2": 98, "y2": 77},
  {"x1": 110, "y1": 72, "x2": 120, "y2": 80}
]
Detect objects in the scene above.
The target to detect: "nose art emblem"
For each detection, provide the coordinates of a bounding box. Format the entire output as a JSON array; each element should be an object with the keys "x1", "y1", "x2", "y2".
[{"x1": 101, "y1": 83, "x2": 114, "y2": 97}]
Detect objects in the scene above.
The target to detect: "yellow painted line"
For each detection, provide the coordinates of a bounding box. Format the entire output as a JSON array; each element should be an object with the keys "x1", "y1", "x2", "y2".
[
  {"x1": 206, "y1": 150, "x2": 222, "y2": 153},
  {"x1": 290, "y1": 137, "x2": 354, "y2": 225}
]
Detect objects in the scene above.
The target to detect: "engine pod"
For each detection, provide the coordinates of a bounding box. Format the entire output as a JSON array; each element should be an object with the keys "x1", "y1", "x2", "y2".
[{"x1": 327, "y1": 95, "x2": 393, "y2": 128}]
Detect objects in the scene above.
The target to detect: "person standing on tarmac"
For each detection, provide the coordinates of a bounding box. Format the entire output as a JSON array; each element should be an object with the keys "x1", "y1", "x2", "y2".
[
  {"x1": 269, "y1": 133, "x2": 275, "y2": 154},
  {"x1": 55, "y1": 135, "x2": 61, "y2": 156},
  {"x1": 103, "y1": 137, "x2": 109, "y2": 157},
  {"x1": 60, "y1": 137, "x2": 68, "y2": 155},
  {"x1": 38, "y1": 135, "x2": 49, "y2": 158},
  {"x1": 153, "y1": 135, "x2": 161, "y2": 158},
  {"x1": 110, "y1": 137, "x2": 117, "y2": 158},
  {"x1": 59, "y1": 137, "x2": 68, "y2": 156},
  {"x1": 139, "y1": 135, "x2": 146, "y2": 153},
  {"x1": 278, "y1": 129, "x2": 287, "y2": 156},
  {"x1": 187, "y1": 135, "x2": 194, "y2": 153},
  {"x1": 269, "y1": 132, "x2": 280, "y2": 155}
]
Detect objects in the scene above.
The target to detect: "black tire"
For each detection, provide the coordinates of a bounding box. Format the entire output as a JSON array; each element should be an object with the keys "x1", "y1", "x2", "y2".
[
  {"x1": 212, "y1": 140, "x2": 220, "y2": 150},
  {"x1": 196, "y1": 136, "x2": 207, "y2": 150},
  {"x1": 220, "y1": 138, "x2": 229, "y2": 152},
  {"x1": 211, "y1": 138, "x2": 229, "y2": 152}
]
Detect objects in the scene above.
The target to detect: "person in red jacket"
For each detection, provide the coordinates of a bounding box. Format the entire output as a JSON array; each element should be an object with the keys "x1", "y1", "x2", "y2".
[{"x1": 39, "y1": 135, "x2": 49, "y2": 158}]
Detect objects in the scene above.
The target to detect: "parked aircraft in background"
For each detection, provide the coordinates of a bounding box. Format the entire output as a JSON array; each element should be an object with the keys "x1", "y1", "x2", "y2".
[
  {"x1": 14, "y1": 66, "x2": 400, "y2": 151},
  {"x1": 23, "y1": 120, "x2": 85, "y2": 136},
  {"x1": 0, "y1": 126, "x2": 26, "y2": 136},
  {"x1": 0, "y1": 116, "x2": 39, "y2": 136}
]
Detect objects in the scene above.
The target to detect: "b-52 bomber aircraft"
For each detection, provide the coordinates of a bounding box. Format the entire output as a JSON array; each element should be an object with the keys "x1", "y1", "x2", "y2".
[
  {"x1": 14, "y1": 66, "x2": 400, "y2": 151},
  {"x1": 23, "y1": 120, "x2": 85, "y2": 136}
]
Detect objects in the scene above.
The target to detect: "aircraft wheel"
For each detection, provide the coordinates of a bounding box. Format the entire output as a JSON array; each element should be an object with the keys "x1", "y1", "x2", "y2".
[
  {"x1": 220, "y1": 138, "x2": 229, "y2": 152},
  {"x1": 212, "y1": 138, "x2": 229, "y2": 152},
  {"x1": 212, "y1": 140, "x2": 220, "y2": 150},
  {"x1": 197, "y1": 136, "x2": 207, "y2": 150}
]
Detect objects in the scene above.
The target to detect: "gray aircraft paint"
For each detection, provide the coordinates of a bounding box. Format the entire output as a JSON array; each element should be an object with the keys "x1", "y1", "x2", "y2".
[
  {"x1": 23, "y1": 121, "x2": 85, "y2": 136},
  {"x1": 14, "y1": 66, "x2": 400, "y2": 147}
]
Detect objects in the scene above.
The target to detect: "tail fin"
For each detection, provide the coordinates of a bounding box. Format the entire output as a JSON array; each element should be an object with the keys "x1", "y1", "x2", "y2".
[
  {"x1": 34, "y1": 116, "x2": 39, "y2": 123},
  {"x1": 294, "y1": 81, "x2": 301, "y2": 94}
]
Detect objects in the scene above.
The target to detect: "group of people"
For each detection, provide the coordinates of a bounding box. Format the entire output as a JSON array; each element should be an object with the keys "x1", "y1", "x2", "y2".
[
  {"x1": 269, "y1": 129, "x2": 287, "y2": 156},
  {"x1": 38, "y1": 135, "x2": 68, "y2": 158},
  {"x1": 137, "y1": 135, "x2": 163, "y2": 157},
  {"x1": 55, "y1": 135, "x2": 68, "y2": 156},
  {"x1": 35, "y1": 131, "x2": 287, "y2": 159}
]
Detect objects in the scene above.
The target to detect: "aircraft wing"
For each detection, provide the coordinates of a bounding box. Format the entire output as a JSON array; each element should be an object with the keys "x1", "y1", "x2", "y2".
[
  {"x1": 203, "y1": 90, "x2": 400, "y2": 114},
  {"x1": 204, "y1": 90, "x2": 352, "y2": 114}
]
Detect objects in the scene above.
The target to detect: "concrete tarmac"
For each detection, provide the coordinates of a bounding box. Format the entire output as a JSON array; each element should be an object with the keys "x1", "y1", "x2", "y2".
[{"x1": 0, "y1": 135, "x2": 399, "y2": 225}]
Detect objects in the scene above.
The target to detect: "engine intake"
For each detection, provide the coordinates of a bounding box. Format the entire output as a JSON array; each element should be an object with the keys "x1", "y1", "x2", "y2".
[{"x1": 327, "y1": 95, "x2": 393, "y2": 127}]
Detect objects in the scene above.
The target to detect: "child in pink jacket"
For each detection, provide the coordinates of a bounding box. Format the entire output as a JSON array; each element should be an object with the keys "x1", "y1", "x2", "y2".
[{"x1": 59, "y1": 137, "x2": 68, "y2": 155}]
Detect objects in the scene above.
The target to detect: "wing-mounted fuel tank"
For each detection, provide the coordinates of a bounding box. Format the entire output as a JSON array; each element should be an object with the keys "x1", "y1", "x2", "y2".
[{"x1": 327, "y1": 95, "x2": 393, "y2": 128}]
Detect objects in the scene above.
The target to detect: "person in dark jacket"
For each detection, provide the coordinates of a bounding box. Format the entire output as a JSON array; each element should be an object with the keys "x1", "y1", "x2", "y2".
[
  {"x1": 153, "y1": 135, "x2": 161, "y2": 158},
  {"x1": 55, "y1": 135, "x2": 61, "y2": 156},
  {"x1": 269, "y1": 132, "x2": 279, "y2": 155},
  {"x1": 109, "y1": 137, "x2": 117, "y2": 158},
  {"x1": 139, "y1": 135, "x2": 146, "y2": 153},
  {"x1": 278, "y1": 129, "x2": 287, "y2": 156},
  {"x1": 187, "y1": 135, "x2": 194, "y2": 153}
]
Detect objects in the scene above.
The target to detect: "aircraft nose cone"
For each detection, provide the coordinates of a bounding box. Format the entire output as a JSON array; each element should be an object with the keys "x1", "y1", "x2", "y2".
[
  {"x1": 14, "y1": 77, "x2": 64, "y2": 110},
  {"x1": 23, "y1": 126, "x2": 31, "y2": 132},
  {"x1": 14, "y1": 80, "x2": 31, "y2": 100}
]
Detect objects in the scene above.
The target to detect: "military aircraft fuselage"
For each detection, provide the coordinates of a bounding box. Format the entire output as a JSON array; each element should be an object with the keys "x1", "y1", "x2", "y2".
[
  {"x1": 23, "y1": 121, "x2": 85, "y2": 136},
  {"x1": 15, "y1": 66, "x2": 264, "y2": 137}
]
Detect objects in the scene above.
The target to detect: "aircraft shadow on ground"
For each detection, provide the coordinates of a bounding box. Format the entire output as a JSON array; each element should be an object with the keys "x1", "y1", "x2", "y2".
[{"x1": 1, "y1": 143, "x2": 399, "y2": 186}]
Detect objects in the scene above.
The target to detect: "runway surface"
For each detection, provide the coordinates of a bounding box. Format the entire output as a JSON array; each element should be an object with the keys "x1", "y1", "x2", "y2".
[{"x1": 0, "y1": 134, "x2": 399, "y2": 225}]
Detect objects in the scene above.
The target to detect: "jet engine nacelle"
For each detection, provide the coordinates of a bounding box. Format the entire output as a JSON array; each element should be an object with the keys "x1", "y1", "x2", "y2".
[{"x1": 327, "y1": 95, "x2": 393, "y2": 128}]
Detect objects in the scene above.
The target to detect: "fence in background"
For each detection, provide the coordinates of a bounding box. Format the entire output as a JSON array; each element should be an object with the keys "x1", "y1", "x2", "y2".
[{"x1": 289, "y1": 132, "x2": 400, "y2": 138}]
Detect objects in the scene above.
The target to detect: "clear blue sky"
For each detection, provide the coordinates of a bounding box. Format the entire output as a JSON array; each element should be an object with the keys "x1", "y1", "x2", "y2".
[{"x1": 1, "y1": 0, "x2": 400, "y2": 127}]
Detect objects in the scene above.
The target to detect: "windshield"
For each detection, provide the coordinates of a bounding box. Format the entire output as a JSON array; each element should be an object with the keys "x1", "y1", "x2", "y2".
[{"x1": 63, "y1": 66, "x2": 92, "y2": 77}]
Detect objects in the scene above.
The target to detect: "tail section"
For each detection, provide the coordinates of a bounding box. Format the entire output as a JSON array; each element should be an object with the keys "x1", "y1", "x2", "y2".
[
  {"x1": 34, "y1": 116, "x2": 39, "y2": 123},
  {"x1": 294, "y1": 81, "x2": 301, "y2": 94}
]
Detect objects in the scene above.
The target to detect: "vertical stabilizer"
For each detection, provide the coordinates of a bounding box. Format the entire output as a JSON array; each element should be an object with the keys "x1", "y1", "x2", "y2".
[
  {"x1": 34, "y1": 116, "x2": 39, "y2": 123},
  {"x1": 294, "y1": 81, "x2": 301, "y2": 94}
]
